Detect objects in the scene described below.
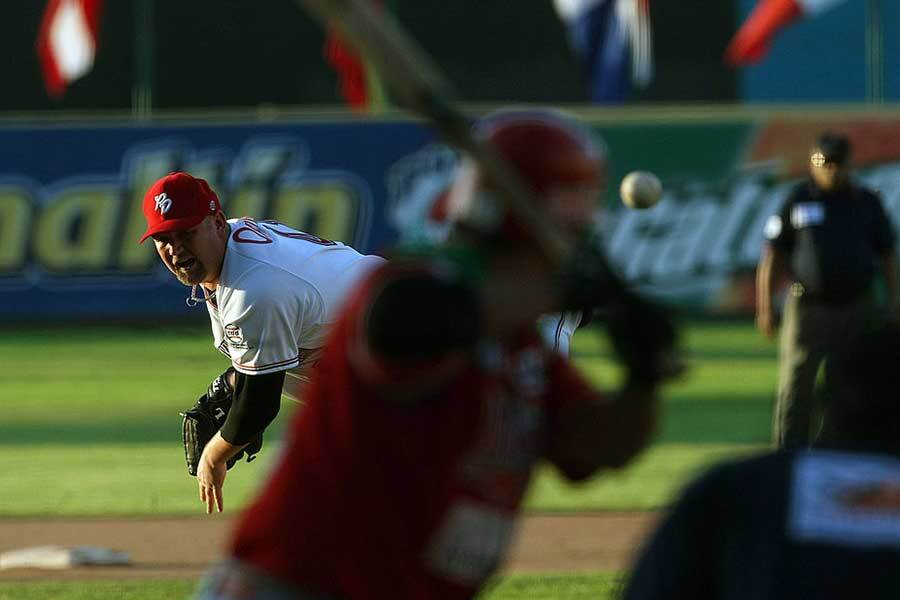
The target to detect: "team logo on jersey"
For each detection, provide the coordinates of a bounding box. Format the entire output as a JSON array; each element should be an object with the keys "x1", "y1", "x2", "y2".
[
  {"x1": 789, "y1": 453, "x2": 900, "y2": 549},
  {"x1": 791, "y1": 202, "x2": 825, "y2": 228},
  {"x1": 154, "y1": 193, "x2": 173, "y2": 215},
  {"x1": 224, "y1": 324, "x2": 250, "y2": 349},
  {"x1": 839, "y1": 482, "x2": 900, "y2": 511}
]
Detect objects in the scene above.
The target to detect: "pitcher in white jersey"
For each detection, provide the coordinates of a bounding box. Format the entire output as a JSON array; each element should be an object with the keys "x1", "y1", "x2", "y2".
[{"x1": 140, "y1": 171, "x2": 384, "y2": 514}]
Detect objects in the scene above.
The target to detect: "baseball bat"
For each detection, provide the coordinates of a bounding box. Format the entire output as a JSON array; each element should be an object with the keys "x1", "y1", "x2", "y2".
[{"x1": 296, "y1": 0, "x2": 573, "y2": 264}]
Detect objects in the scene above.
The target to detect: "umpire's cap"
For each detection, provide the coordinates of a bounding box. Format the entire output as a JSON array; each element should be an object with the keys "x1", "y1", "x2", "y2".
[{"x1": 811, "y1": 131, "x2": 852, "y2": 166}]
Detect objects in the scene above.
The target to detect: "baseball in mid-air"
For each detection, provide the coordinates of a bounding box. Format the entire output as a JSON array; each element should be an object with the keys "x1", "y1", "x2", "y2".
[{"x1": 620, "y1": 170, "x2": 663, "y2": 209}]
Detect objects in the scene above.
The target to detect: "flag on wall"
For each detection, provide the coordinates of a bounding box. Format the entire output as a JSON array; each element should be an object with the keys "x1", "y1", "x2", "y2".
[
  {"x1": 323, "y1": 0, "x2": 388, "y2": 111},
  {"x1": 325, "y1": 29, "x2": 367, "y2": 109},
  {"x1": 726, "y1": 0, "x2": 849, "y2": 65},
  {"x1": 554, "y1": 0, "x2": 653, "y2": 103},
  {"x1": 36, "y1": 0, "x2": 105, "y2": 98}
]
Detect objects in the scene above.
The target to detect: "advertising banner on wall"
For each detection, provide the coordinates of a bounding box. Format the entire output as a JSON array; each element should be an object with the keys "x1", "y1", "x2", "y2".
[
  {"x1": 0, "y1": 120, "x2": 432, "y2": 320},
  {"x1": 3, "y1": 112, "x2": 900, "y2": 320}
]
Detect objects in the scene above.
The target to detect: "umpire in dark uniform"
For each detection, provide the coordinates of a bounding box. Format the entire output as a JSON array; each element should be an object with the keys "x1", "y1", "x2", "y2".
[{"x1": 756, "y1": 132, "x2": 897, "y2": 449}]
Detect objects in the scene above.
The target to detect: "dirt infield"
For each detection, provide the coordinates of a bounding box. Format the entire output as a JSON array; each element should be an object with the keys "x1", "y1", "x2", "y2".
[{"x1": 0, "y1": 512, "x2": 659, "y2": 581}]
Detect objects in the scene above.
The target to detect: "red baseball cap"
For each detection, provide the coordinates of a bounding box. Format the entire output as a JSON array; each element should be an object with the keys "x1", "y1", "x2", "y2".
[{"x1": 139, "y1": 172, "x2": 222, "y2": 243}]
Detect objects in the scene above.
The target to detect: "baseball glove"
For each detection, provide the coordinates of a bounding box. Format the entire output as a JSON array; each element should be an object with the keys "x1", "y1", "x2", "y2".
[{"x1": 181, "y1": 367, "x2": 263, "y2": 477}]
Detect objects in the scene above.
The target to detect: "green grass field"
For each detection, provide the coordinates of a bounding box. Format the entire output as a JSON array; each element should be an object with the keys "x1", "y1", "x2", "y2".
[
  {"x1": 0, "y1": 320, "x2": 777, "y2": 599},
  {"x1": 0, "y1": 320, "x2": 776, "y2": 516},
  {"x1": 0, "y1": 572, "x2": 625, "y2": 600}
]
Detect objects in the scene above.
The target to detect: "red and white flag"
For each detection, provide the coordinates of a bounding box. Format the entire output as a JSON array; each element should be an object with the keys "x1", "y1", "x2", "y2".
[
  {"x1": 323, "y1": 0, "x2": 385, "y2": 111},
  {"x1": 35, "y1": 0, "x2": 105, "y2": 98},
  {"x1": 725, "y1": 0, "x2": 847, "y2": 66}
]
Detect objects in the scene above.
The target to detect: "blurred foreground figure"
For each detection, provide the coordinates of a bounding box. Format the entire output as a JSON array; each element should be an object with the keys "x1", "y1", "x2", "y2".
[
  {"x1": 196, "y1": 109, "x2": 681, "y2": 600},
  {"x1": 756, "y1": 132, "x2": 897, "y2": 449},
  {"x1": 623, "y1": 322, "x2": 900, "y2": 600}
]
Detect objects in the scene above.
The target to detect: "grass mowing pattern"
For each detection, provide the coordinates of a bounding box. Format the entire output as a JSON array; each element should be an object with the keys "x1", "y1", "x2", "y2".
[
  {"x1": 525, "y1": 443, "x2": 762, "y2": 511},
  {"x1": 486, "y1": 572, "x2": 626, "y2": 599},
  {"x1": 0, "y1": 580, "x2": 195, "y2": 600},
  {"x1": 0, "y1": 572, "x2": 626, "y2": 600},
  {"x1": 0, "y1": 321, "x2": 777, "y2": 516},
  {"x1": 0, "y1": 443, "x2": 282, "y2": 516}
]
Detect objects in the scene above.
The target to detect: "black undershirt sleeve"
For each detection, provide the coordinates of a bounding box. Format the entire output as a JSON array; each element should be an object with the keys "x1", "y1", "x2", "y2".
[
  {"x1": 219, "y1": 370, "x2": 285, "y2": 445},
  {"x1": 366, "y1": 271, "x2": 481, "y2": 359}
]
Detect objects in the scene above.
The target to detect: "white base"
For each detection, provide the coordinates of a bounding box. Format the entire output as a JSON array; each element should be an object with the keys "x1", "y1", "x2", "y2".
[{"x1": 0, "y1": 546, "x2": 131, "y2": 570}]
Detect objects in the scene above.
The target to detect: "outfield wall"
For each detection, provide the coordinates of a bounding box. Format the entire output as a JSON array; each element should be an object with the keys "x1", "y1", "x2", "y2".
[{"x1": 4, "y1": 107, "x2": 900, "y2": 320}]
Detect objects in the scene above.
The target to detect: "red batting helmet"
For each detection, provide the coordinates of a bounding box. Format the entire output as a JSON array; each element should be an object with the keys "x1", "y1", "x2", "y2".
[{"x1": 445, "y1": 110, "x2": 607, "y2": 241}]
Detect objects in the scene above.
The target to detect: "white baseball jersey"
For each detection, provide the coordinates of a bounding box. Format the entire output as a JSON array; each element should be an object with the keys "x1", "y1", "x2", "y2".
[
  {"x1": 536, "y1": 311, "x2": 583, "y2": 356},
  {"x1": 205, "y1": 218, "x2": 384, "y2": 394}
]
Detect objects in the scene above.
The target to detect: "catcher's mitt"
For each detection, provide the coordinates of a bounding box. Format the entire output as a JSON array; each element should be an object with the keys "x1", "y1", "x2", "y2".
[{"x1": 181, "y1": 368, "x2": 263, "y2": 477}]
